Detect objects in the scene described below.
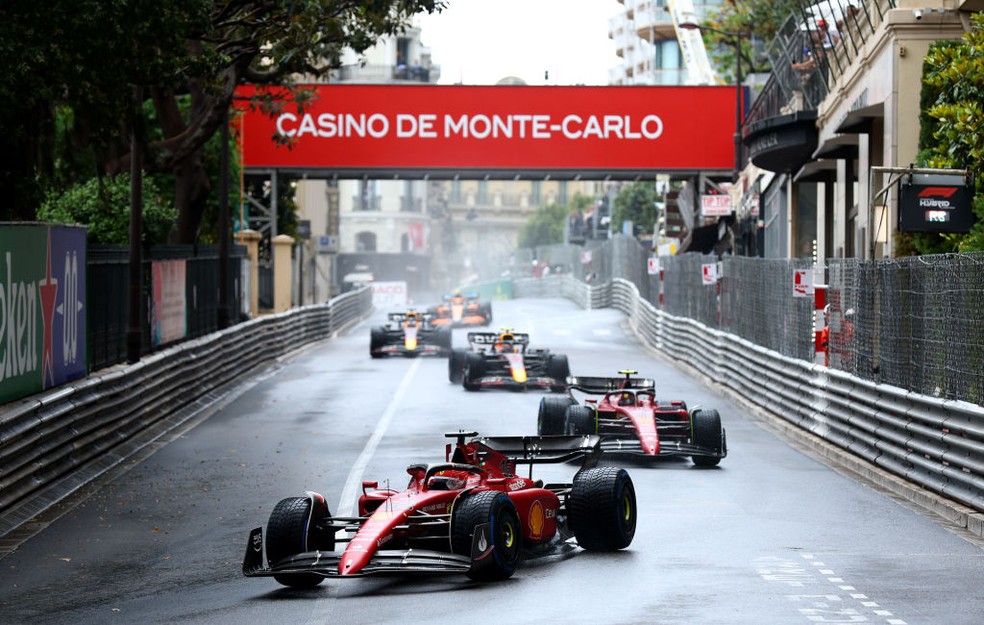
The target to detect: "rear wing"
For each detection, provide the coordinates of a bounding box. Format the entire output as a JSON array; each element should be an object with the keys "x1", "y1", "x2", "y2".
[
  {"x1": 474, "y1": 434, "x2": 601, "y2": 466},
  {"x1": 388, "y1": 311, "x2": 435, "y2": 323},
  {"x1": 467, "y1": 332, "x2": 530, "y2": 346},
  {"x1": 568, "y1": 375, "x2": 655, "y2": 394}
]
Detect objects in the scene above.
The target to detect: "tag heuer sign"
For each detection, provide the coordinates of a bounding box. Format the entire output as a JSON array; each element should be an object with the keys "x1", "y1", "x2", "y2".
[{"x1": 898, "y1": 174, "x2": 974, "y2": 233}]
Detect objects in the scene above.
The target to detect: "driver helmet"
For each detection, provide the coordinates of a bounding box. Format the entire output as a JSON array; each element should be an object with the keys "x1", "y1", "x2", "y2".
[{"x1": 619, "y1": 392, "x2": 634, "y2": 406}]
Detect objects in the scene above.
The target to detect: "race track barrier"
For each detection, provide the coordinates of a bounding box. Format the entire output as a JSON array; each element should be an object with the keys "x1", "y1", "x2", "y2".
[
  {"x1": 0, "y1": 288, "x2": 372, "y2": 538},
  {"x1": 516, "y1": 275, "x2": 984, "y2": 534}
]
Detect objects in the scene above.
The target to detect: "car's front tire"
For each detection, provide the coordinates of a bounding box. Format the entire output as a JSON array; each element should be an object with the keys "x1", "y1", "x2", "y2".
[
  {"x1": 451, "y1": 490, "x2": 522, "y2": 581},
  {"x1": 265, "y1": 496, "x2": 334, "y2": 588}
]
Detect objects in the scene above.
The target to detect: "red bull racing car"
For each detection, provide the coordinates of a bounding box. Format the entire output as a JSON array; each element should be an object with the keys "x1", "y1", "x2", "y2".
[
  {"x1": 448, "y1": 329, "x2": 570, "y2": 392},
  {"x1": 537, "y1": 370, "x2": 727, "y2": 467},
  {"x1": 369, "y1": 310, "x2": 452, "y2": 358},
  {"x1": 428, "y1": 292, "x2": 493, "y2": 327},
  {"x1": 242, "y1": 431, "x2": 636, "y2": 587}
]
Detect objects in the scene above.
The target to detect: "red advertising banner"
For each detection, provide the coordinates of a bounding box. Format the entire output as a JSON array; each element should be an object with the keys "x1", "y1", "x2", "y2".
[{"x1": 236, "y1": 84, "x2": 736, "y2": 173}]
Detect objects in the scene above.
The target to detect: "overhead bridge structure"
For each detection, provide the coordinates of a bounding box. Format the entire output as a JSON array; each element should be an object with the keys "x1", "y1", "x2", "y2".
[{"x1": 237, "y1": 84, "x2": 738, "y2": 181}]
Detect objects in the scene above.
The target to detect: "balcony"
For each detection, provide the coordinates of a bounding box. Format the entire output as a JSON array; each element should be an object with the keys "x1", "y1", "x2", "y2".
[{"x1": 741, "y1": 0, "x2": 893, "y2": 174}]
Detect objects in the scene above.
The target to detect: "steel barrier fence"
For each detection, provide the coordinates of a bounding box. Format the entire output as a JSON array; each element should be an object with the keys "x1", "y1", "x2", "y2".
[
  {"x1": 0, "y1": 288, "x2": 372, "y2": 536},
  {"x1": 514, "y1": 275, "x2": 984, "y2": 525},
  {"x1": 523, "y1": 236, "x2": 984, "y2": 405}
]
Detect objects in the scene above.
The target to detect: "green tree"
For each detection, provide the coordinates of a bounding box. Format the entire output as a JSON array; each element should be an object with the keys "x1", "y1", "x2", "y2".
[
  {"x1": 612, "y1": 182, "x2": 659, "y2": 236},
  {"x1": 701, "y1": 0, "x2": 801, "y2": 81},
  {"x1": 37, "y1": 175, "x2": 177, "y2": 245},
  {"x1": 0, "y1": 0, "x2": 444, "y2": 244},
  {"x1": 518, "y1": 202, "x2": 568, "y2": 249},
  {"x1": 518, "y1": 194, "x2": 596, "y2": 249},
  {"x1": 916, "y1": 14, "x2": 984, "y2": 253}
]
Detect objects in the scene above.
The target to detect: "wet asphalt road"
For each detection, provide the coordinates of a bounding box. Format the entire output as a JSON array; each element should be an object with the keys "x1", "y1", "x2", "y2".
[{"x1": 1, "y1": 298, "x2": 982, "y2": 625}]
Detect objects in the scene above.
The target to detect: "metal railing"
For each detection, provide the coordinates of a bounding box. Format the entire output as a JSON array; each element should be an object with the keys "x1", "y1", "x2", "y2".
[
  {"x1": 515, "y1": 275, "x2": 984, "y2": 521},
  {"x1": 0, "y1": 288, "x2": 372, "y2": 538}
]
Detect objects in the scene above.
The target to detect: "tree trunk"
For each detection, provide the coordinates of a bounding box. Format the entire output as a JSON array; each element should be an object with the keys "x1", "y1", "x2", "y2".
[{"x1": 169, "y1": 147, "x2": 211, "y2": 244}]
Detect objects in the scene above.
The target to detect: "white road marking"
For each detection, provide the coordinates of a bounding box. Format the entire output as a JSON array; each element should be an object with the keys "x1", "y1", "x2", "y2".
[
  {"x1": 755, "y1": 555, "x2": 908, "y2": 625},
  {"x1": 335, "y1": 358, "x2": 421, "y2": 517}
]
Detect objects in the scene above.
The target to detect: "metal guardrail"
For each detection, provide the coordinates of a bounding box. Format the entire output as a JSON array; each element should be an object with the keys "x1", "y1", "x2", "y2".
[
  {"x1": 0, "y1": 288, "x2": 372, "y2": 535},
  {"x1": 516, "y1": 275, "x2": 984, "y2": 524}
]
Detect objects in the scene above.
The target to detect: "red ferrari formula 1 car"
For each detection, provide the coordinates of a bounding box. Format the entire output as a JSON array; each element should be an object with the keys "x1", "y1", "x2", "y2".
[
  {"x1": 370, "y1": 310, "x2": 451, "y2": 358},
  {"x1": 242, "y1": 431, "x2": 636, "y2": 587},
  {"x1": 448, "y1": 329, "x2": 570, "y2": 392},
  {"x1": 537, "y1": 370, "x2": 727, "y2": 467},
  {"x1": 428, "y1": 292, "x2": 492, "y2": 327}
]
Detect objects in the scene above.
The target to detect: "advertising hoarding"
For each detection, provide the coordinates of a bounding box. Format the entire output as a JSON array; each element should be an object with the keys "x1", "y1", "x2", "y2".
[{"x1": 236, "y1": 84, "x2": 736, "y2": 173}]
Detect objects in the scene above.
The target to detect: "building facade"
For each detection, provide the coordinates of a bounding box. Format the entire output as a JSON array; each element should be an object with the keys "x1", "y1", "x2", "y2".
[{"x1": 740, "y1": 0, "x2": 973, "y2": 262}]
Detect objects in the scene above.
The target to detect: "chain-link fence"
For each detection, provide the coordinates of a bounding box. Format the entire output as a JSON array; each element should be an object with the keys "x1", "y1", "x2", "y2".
[
  {"x1": 828, "y1": 253, "x2": 984, "y2": 404},
  {"x1": 527, "y1": 236, "x2": 984, "y2": 405}
]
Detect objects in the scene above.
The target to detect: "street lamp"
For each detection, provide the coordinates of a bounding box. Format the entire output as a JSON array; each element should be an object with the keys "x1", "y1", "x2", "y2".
[{"x1": 679, "y1": 22, "x2": 744, "y2": 184}]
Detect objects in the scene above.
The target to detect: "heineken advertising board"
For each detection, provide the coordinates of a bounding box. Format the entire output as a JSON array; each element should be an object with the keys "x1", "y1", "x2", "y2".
[{"x1": 0, "y1": 224, "x2": 87, "y2": 404}]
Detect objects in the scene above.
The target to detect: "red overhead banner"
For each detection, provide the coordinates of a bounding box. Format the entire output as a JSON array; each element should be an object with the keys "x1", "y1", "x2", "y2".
[{"x1": 236, "y1": 84, "x2": 736, "y2": 173}]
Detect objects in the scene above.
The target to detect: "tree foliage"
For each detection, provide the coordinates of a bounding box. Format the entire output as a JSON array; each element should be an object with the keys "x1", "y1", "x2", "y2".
[
  {"x1": 703, "y1": 0, "x2": 801, "y2": 81},
  {"x1": 518, "y1": 194, "x2": 596, "y2": 249},
  {"x1": 37, "y1": 175, "x2": 177, "y2": 245},
  {"x1": 518, "y1": 202, "x2": 569, "y2": 249},
  {"x1": 915, "y1": 14, "x2": 984, "y2": 253},
  {"x1": 612, "y1": 182, "x2": 659, "y2": 235},
  {"x1": 1, "y1": 0, "x2": 444, "y2": 243}
]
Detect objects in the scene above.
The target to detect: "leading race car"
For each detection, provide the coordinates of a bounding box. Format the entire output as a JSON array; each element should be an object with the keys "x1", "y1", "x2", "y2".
[
  {"x1": 428, "y1": 292, "x2": 493, "y2": 327},
  {"x1": 537, "y1": 369, "x2": 727, "y2": 467},
  {"x1": 242, "y1": 431, "x2": 636, "y2": 587},
  {"x1": 448, "y1": 329, "x2": 570, "y2": 392},
  {"x1": 370, "y1": 310, "x2": 451, "y2": 358}
]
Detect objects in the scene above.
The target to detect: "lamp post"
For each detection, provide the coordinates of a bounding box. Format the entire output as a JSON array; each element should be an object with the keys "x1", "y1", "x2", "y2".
[{"x1": 679, "y1": 22, "x2": 744, "y2": 184}]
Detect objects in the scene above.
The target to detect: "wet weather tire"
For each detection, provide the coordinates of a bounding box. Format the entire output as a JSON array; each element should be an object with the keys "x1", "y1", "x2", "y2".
[
  {"x1": 369, "y1": 327, "x2": 386, "y2": 358},
  {"x1": 564, "y1": 405, "x2": 596, "y2": 435},
  {"x1": 449, "y1": 348, "x2": 467, "y2": 384},
  {"x1": 568, "y1": 467, "x2": 636, "y2": 551},
  {"x1": 451, "y1": 490, "x2": 522, "y2": 581},
  {"x1": 538, "y1": 396, "x2": 575, "y2": 435},
  {"x1": 691, "y1": 409, "x2": 723, "y2": 467},
  {"x1": 265, "y1": 497, "x2": 334, "y2": 588},
  {"x1": 546, "y1": 354, "x2": 571, "y2": 392},
  {"x1": 463, "y1": 352, "x2": 485, "y2": 391}
]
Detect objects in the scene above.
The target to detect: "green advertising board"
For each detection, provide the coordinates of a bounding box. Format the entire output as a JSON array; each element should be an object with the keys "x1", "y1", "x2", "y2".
[{"x1": 0, "y1": 223, "x2": 87, "y2": 404}]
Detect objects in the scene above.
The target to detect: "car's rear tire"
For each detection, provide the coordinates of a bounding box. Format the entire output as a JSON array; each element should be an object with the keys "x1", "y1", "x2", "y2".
[
  {"x1": 265, "y1": 496, "x2": 334, "y2": 588},
  {"x1": 538, "y1": 396, "x2": 575, "y2": 435},
  {"x1": 463, "y1": 352, "x2": 484, "y2": 391},
  {"x1": 564, "y1": 405, "x2": 596, "y2": 435},
  {"x1": 437, "y1": 327, "x2": 453, "y2": 355},
  {"x1": 482, "y1": 302, "x2": 493, "y2": 326},
  {"x1": 451, "y1": 490, "x2": 522, "y2": 581},
  {"x1": 568, "y1": 467, "x2": 636, "y2": 551},
  {"x1": 369, "y1": 327, "x2": 386, "y2": 358},
  {"x1": 449, "y1": 348, "x2": 466, "y2": 384},
  {"x1": 546, "y1": 354, "x2": 570, "y2": 391},
  {"x1": 691, "y1": 409, "x2": 723, "y2": 467}
]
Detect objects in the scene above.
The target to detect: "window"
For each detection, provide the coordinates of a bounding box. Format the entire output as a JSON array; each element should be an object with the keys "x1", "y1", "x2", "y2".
[{"x1": 356, "y1": 231, "x2": 377, "y2": 252}]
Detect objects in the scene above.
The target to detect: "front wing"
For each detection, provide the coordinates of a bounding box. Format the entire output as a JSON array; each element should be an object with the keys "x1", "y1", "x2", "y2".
[
  {"x1": 243, "y1": 528, "x2": 471, "y2": 579},
  {"x1": 597, "y1": 432, "x2": 728, "y2": 460},
  {"x1": 469, "y1": 374, "x2": 561, "y2": 390}
]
